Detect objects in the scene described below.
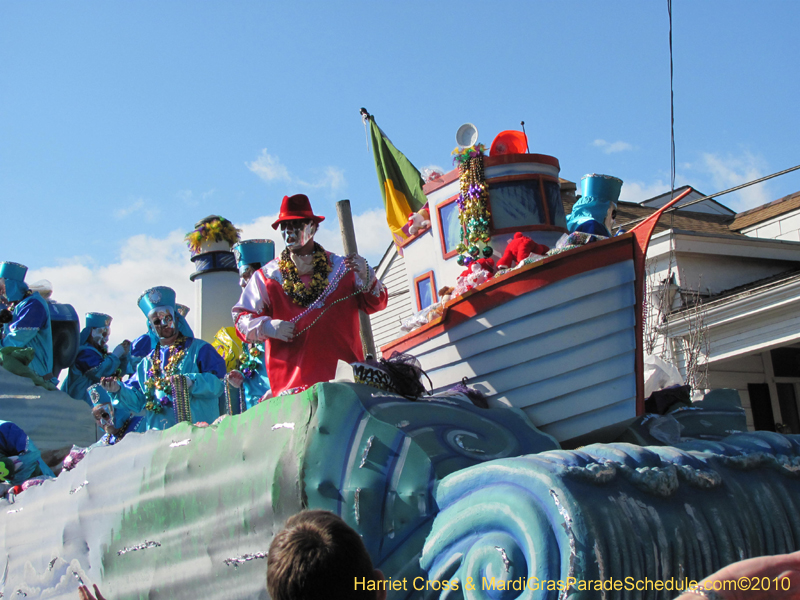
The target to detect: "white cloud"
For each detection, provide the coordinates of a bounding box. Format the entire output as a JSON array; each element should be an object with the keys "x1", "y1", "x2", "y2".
[
  {"x1": 113, "y1": 197, "x2": 160, "y2": 221},
  {"x1": 698, "y1": 151, "x2": 770, "y2": 211},
  {"x1": 592, "y1": 139, "x2": 635, "y2": 154},
  {"x1": 28, "y1": 230, "x2": 194, "y2": 348},
  {"x1": 246, "y1": 149, "x2": 291, "y2": 183},
  {"x1": 26, "y1": 209, "x2": 392, "y2": 353},
  {"x1": 619, "y1": 179, "x2": 671, "y2": 204},
  {"x1": 246, "y1": 149, "x2": 347, "y2": 196},
  {"x1": 177, "y1": 188, "x2": 215, "y2": 207}
]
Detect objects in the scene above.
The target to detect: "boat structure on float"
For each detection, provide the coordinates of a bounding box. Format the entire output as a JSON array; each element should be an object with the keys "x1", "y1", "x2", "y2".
[
  {"x1": 1, "y1": 123, "x2": 798, "y2": 600},
  {"x1": 379, "y1": 128, "x2": 691, "y2": 446}
]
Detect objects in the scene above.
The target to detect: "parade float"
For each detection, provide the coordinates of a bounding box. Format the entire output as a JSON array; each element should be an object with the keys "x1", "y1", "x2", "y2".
[{"x1": 1, "y1": 123, "x2": 799, "y2": 600}]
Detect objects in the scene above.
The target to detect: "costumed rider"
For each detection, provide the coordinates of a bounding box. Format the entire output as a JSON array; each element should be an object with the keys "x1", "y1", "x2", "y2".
[
  {"x1": 0, "y1": 262, "x2": 54, "y2": 380},
  {"x1": 232, "y1": 194, "x2": 389, "y2": 396},
  {"x1": 60, "y1": 384, "x2": 146, "y2": 472},
  {"x1": 89, "y1": 384, "x2": 143, "y2": 446},
  {"x1": 127, "y1": 303, "x2": 191, "y2": 374},
  {"x1": 60, "y1": 312, "x2": 130, "y2": 405},
  {"x1": 0, "y1": 420, "x2": 55, "y2": 494},
  {"x1": 0, "y1": 262, "x2": 53, "y2": 380},
  {"x1": 227, "y1": 239, "x2": 274, "y2": 410},
  {"x1": 566, "y1": 174, "x2": 623, "y2": 238},
  {"x1": 101, "y1": 286, "x2": 226, "y2": 431}
]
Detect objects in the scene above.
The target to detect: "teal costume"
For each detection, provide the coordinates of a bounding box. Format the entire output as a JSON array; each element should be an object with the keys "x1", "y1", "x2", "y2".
[
  {"x1": 566, "y1": 174, "x2": 623, "y2": 238},
  {"x1": 236, "y1": 342, "x2": 270, "y2": 410},
  {"x1": 88, "y1": 384, "x2": 144, "y2": 447},
  {"x1": 231, "y1": 240, "x2": 274, "y2": 409},
  {"x1": 60, "y1": 312, "x2": 121, "y2": 405},
  {"x1": 0, "y1": 420, "x2": 55, "y2": 485},
  {"x1": 0, "y1": 262, "x2": 53, "y2": 378},
  {"x1": 110, "y1": 287, "x2": 225, "y2": 431}
]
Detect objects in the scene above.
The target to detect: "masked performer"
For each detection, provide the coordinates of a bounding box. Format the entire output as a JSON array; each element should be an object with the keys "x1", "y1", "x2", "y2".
[
  {"x1": 102, "y1": 286, "x2": 225, "y2": 431},
  {"x1": 227, "y1": 239, "x2": 274, "y2": 410},
  {"x1": 232, "y1": 194, "x2": 388, "y2": 396},
  {"x1": 89, "y1": 384, "x2": 144, "y2": 446},
  {"x1": 566, "y1": 174, "x2": 623, "y2": 238},
  {"x1": 128, "y1": 303, "x2": 191, "y2": 374},
  {"x1": 0, "y1": 262, "x2": 53, "y2": 379},
  {"x1": 61, "y1": 312, "x2": 129, "y2": 405}
]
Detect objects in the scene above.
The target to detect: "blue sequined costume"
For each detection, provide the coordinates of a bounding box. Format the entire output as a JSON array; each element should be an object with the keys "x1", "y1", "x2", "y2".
[
  {"x1": 109, "y1": 287, "x2": 225, "y2": 431},
  {"x1": 231, "y1": 240, "x2": 274, "y2": 410},
  {"x1": 0, "y1": 262, "x2": 53, "y2": 378},
  {"x1": 61, "y1": 312, "x2": 121, "y2": 405},
  {"x1": 87, "y1": 384, "x2": 144, "y2": 447},
  {"x1": 0, "y1": 420, "x2": 55, "y2": 485}
]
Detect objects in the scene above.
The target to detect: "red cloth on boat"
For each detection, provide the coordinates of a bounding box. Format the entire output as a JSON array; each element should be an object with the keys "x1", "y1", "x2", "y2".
[{"x1": 232, "y1": 251, "x2": 388, "y2": 395}]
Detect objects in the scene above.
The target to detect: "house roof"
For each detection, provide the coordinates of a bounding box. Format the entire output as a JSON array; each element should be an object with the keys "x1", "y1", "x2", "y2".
[
  {"x1": 638, "y1": 185, "x2": 736, "y2": 215},
  {"x1": 669, "y1": 265, "x2": 800, "y2": 317},
  {"x1": 729, "y1": 190, "x2": 800, "y2": 231},
  {"x1": 563, "y1": 197, "x2": 742, "y2": 237}
]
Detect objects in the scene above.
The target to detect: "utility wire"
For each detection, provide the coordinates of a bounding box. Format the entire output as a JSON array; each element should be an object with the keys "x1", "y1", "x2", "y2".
[
  {"x1": 668, "y1": 0, "x2": 675, "y2": 196},
  {"x1": 617, "y1": 163, "x2": 800, "y2": 229},
  {"x1": 668, "y1": 0, "x2": 676, "y2": 229}
]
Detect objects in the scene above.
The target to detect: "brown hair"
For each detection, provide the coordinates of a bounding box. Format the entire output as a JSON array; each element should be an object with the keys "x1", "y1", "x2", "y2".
[{"x1": 267, "y1": 510, "x2": 378, "y2": 600}]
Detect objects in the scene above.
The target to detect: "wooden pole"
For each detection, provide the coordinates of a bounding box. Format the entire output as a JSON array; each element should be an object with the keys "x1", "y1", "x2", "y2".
[{"x1": 336, "y1": 199, "x2": 377, "y2": 358}]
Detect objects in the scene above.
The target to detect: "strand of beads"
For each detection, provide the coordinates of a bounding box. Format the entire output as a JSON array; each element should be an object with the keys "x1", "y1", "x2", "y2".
[
  {"x1": 237, "y1": 343, "x2": 261, "y2": 378},
  {"x1": 451, "y1": 144, "x2": 493, "y2": 266},
  {"x1": 289, "y1": 260, "x2": 353, "y2": 325},
  {"x1": 294, "y1": 281, "x2": 371, "y2": 337},
  {"x1": 171, "y1": 374, "x2": 192, "y2": 424},
  {"x1": 144, "y1": 337, "x2": 189, "y2": 413}
]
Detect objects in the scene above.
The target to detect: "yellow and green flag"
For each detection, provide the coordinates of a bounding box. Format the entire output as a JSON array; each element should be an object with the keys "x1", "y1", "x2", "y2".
[{"x1": 368, "y1": 115, "x2": 427, "y2": 246}]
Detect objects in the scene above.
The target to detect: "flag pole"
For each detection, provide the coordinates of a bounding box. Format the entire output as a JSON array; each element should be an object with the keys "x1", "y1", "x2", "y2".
[{"x1": 336, "y1": 199, "x2": 377, "y2": 358}]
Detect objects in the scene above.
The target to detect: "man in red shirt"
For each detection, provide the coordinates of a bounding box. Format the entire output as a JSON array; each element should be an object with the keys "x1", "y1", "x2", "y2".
[{"x1": 232, "y1": 194, "x2": 388, "y2": 396}]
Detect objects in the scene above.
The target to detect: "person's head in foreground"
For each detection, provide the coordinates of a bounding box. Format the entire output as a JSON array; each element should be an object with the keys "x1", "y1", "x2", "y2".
[{"x1": 267, "y1": 510, "x2": 386, "y2": 600}]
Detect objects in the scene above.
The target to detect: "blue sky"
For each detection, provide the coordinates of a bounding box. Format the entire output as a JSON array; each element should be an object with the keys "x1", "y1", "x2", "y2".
[{"x1": 2, "y1": 1, "x2": 799, "y2": 341}]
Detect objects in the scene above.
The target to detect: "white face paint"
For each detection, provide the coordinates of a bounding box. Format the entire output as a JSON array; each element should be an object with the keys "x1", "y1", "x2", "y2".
[
  {"x1": 149, "y1": 307, "x2": 177, "y2": 343},
  {"x1": 91, "y1": 327, "x2": 110, "y2": 351},
  {"x1": 281, "y1": 220, "x2": 316, "y2": 251}
]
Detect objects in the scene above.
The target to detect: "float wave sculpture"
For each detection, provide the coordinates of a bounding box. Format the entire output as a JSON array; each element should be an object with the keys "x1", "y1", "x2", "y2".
[
  {"x1": 421, "y1": 432, "x2": 800, "y2": 599},
  {"x1": 2, "y1": 381, "x2": 798, "y2": 598},
  {"x1": 0, "y1": 381, "x2": 557, "y2": 599}
]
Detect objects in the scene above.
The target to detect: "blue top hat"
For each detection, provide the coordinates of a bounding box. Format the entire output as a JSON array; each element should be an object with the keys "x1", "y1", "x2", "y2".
[
  {"x1": 137, "y1": 286, "x2": 177, "y2": 317},
  {"x1": 0, "y1": 262, "x2": 27, "y2": 282},
  {"x1": 86, "y1": 312, "x2": 112, "y2": 330},
  {"x1": 0, "y1": 262, "x2": 30, "y2": 303},
  {"x1": 176, "y1": 303, "x2": 190, "y2": 318},
  {"x1": 232, "y1": 239, "x2": 275, "y2": 272},
  {"x1": 581, "y1": 173, "x2": 622, "y2": 207}
]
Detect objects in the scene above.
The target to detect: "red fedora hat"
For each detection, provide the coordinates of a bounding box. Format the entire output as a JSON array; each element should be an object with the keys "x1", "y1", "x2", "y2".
[{"x1": 271, "y1": 194, "x2": 326, "y2": 230}]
